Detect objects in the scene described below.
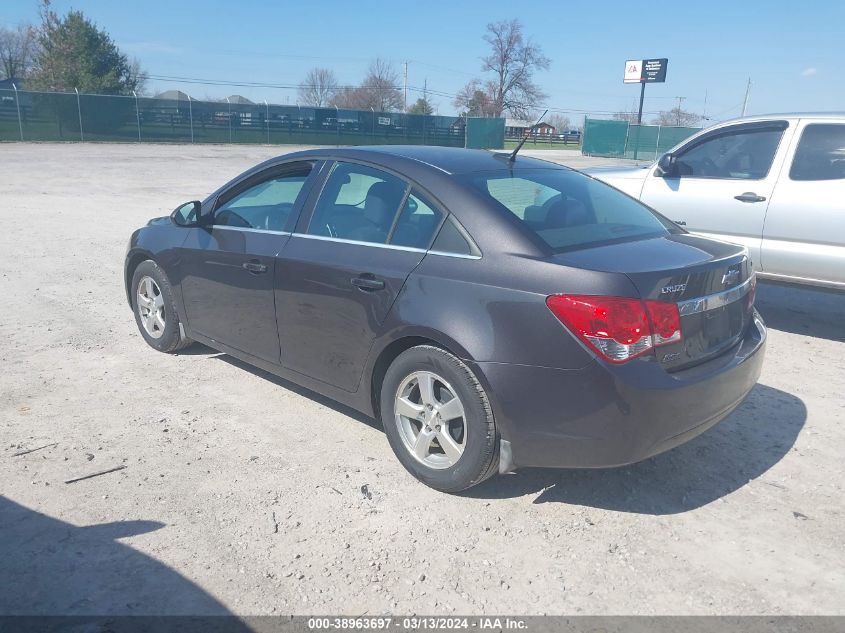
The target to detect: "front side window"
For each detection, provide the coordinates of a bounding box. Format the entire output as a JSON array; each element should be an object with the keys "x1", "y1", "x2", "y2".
[
  {"x1": 790, "y1": 123, "x2": 845, "y2": 181},
  {"x1": 215, "y1": 162, "x2": 313, "y2": 231},
  {"x1": 309, "y1": 162, "x2": 408, "y2": 244},
  {"x1": 673, "y1": 126, "x2": 784, "y2": 180},
  {"x1": 461, "y1": 168, "x2": 675, "y2": 253}
]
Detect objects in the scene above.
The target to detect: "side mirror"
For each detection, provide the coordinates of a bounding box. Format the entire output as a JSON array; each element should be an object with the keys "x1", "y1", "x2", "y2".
[
  {"x1": 655, "y1": 153, "x2": 676, "y2": 177},
  {"x1": 171, "y1": 201, "x2": 202, "y2": 227}
]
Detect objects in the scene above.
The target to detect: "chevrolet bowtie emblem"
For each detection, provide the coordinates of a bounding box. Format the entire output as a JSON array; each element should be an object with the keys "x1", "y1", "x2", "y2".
[{"x1": 722, "y1": 269, "x2": 741, "y2": 285}]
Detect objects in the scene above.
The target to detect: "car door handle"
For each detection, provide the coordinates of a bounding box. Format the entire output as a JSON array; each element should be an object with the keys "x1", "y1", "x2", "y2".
[
  {"x1": 734, "y1": 192, "x2": 767, "y2": 203},
  {"x1": 351, "y1": 275, "x2": 385, "y2": 291},
  {"x1": 242, "y1": 260, "x2": 268, "y2": 274}
]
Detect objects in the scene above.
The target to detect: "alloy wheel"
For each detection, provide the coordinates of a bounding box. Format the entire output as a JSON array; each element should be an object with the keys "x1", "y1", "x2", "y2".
[
  {"x1": 136, "y1": 275, "x2": 166, "y2": 339},
  {"x1": 394, "y1": 371, "x2": 466, "y2": 469}
]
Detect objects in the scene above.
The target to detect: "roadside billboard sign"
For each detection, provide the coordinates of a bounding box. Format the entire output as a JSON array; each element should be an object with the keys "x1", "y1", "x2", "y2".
[{"x1": 623, "y1": 58, "x2": 668, "y2": 83}]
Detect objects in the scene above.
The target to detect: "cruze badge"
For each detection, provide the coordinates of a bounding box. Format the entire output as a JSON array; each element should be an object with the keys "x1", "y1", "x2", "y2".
[
  {"x1": 722, "y1": 269, "x2": 741, "y2": 285},
  {"x1": 661, "y1": 283, "x2": 687, "y2": 294}
]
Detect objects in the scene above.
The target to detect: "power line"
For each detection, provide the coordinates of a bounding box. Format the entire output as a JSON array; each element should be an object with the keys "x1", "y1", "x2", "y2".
[{"x1": 143, "y1": 73, "x2": 683, "y2": 118}]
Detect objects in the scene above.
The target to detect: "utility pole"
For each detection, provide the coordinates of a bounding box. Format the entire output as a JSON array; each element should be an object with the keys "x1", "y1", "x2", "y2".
[
  {"x1": 636, "y1": 82, "x2": 645, "y2": 124},
  {"x1": 633, "y1": 87, "x2": 645, "y2": 160},
  {"x1": 403, "y1": 61, "x2": 408, "y2": 112},
  {"x1": 741, "y1": 77, "x2": 751, "y2": 116},
  {"x1": 675, "y1": 96, "x2": 686, "y2": 126},
  {"x1": 702, "y1": 90, "x2": 708, "y2": 122}
]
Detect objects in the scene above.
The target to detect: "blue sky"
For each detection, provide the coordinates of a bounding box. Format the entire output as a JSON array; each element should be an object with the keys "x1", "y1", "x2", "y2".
[{"x1": 2, "y1": 0, "x2": 842, "y2": 122}]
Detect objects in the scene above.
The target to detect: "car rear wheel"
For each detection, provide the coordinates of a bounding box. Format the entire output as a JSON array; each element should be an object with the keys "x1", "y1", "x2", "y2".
[
  {"x1": 380, "y1": 345, "x2": 498, "y2": 492},
  {"x1": 131, "y1": 260, "x2": 193, "y2": 353}
]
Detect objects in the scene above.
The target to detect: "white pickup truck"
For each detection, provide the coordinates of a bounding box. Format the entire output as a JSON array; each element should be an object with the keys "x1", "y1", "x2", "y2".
[{"x1": 584, "y1": 113, "x2": 845, "y2": 290}]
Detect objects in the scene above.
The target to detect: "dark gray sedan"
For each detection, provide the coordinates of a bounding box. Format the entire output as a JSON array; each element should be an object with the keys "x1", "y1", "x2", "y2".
[{"x1": 125, "y1": 146, "x2": 766, "y2": 492}]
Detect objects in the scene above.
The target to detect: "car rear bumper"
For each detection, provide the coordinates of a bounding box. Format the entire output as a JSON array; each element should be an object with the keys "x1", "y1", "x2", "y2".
[{"x1": 471, "y1": 311, "x2": 767, "y2": 469}]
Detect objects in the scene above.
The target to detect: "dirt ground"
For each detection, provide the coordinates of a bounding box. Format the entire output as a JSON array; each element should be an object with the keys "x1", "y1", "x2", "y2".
[{"x1": 1, "y1": 143, "x2": 843, "y2": 616}]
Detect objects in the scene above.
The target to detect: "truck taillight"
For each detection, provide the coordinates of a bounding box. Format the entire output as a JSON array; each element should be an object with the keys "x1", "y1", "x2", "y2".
[{"x1": 546, "y1": 295, "x2": 682, "y2": 363}]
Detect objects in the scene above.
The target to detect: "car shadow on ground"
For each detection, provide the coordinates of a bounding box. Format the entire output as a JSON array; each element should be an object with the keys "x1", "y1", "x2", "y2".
[
  {"x1": 0, "y1": 497, "x2": 249, "y2": 620},
  {"x1": 212, "y1": 353, "x2": 382, "y2": 431},
  {"x1": 181, "y1": 347, "x2": 805, "y2": 516},
  {"x1": 463, "y1": 384, "x2": 806, "y2": 514},
  {"x1": 755, "y1": 281, "x2": 845, "y2": 343},
  {"x1": 173, "y1": 342, "x2": 220, "y2": 356}
]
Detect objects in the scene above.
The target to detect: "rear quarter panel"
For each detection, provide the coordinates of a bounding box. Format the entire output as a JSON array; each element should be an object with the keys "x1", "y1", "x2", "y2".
[
  {"x1": 365, "y1": 250, "x2": 639, "y2": 441},
  {"x1": 372, "y1": 250, "x2": 640, "y2": 370}
]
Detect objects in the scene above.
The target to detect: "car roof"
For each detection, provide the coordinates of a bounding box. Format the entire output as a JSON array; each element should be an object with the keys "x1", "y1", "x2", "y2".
[
  {"x1": 719, "y1": 112, "x2": 845, "y2": 124},
  {"x1": 279, "y1": 145, "x2": 562, "y2": 176}
]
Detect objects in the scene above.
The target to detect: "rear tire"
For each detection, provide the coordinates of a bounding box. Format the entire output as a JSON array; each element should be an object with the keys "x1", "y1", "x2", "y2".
[
  {"x1": 380, "y1": 345, "x2": 498, "y2": 492},
  {"x1": 131, "y1": 260, "x2": 193, "y2": 353}
]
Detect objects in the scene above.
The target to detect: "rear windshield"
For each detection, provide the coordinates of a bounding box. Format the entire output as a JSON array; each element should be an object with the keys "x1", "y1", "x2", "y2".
[{"x1": 460, "y1": 168, "x2": 675, "y2": 252}]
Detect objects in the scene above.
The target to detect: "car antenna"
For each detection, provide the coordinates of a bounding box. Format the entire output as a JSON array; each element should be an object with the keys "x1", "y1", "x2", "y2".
[{"x1": 509, "y1": 109, "x2": 549, "y2": 163}]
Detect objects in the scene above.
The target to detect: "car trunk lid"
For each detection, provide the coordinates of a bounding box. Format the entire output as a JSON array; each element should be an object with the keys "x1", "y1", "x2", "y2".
[{"x1": 552, "y1": 233, "x2": 754, "y2": 370}]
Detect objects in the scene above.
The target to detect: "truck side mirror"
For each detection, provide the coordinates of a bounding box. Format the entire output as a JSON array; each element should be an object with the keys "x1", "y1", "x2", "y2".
[{"x1": 655, "y1": 153, "x2": 677, "y2": 177}]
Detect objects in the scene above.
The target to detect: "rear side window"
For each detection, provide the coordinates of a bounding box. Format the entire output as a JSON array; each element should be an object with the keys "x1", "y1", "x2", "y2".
[
  {"x1": 309, "y1": 162, "x2": 408, "y2": 244},
  {"x1": 461, "y1": 168, "x2": 674, "y2": 253},
  {"x1": 674, "y1": 126, "x2": 784, "y2": 180},
  {"x1": 790, "y1": 124, "x2": 845, "y2": 181},
  {"x1": 431, "y1": 217, "x2": 475, "y2": 256},
  {"x1": 389, "y1": 191, "x2": 444, "y2": 249}
]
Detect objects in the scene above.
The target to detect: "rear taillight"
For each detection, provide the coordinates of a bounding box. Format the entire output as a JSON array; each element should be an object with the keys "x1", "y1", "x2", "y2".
[
  {"x1": 546, "y1": 295, "x2": 681, "y2": 363},
  {"x1": 646, "y1": 300, "x2": 683, "y2": 346}
]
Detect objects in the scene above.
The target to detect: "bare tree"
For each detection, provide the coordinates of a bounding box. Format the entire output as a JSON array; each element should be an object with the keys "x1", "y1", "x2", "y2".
[
  {"x1": 613, "y1": 110, "x2": 640, "y2": 123},
  {"x1": 358, "y1": 58, "x2": 403, "y2": 112},
  {"x1": 328, "y1": 59, "x2": 402, "y2": 112},
  {"x1": 329, "y1": 85, "x2": 365, "y2": 109},
  {"x1": 653, "y1": 108, "x2": 702, "y2": 127},
  {"x1": 481, "y1": 19, "x2": 549, "y2": 118},
  {"x1": 547, "y1": 113, "x2": 570, "y2": 133},
  {"x1": 453, "y1": 79, "x2": 496, "y2": 117},
  {"x1": 297, "y1": 67, "x2": 338, "y2": 107},
  {"x1": 128, "y1": 57, "x2": 147, "y2": 94},
  {"x1": 0, "y1": 23, "x2": 37, "y2": 80}
]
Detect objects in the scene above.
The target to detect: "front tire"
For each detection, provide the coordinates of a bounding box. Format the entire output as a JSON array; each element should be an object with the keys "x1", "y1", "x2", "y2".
[
  {"x1": 131, "y1": 260, "x2": 193, "y2": 353},
  {"x1": 380, "y1": 345, "x2": 498, "y2": 492}
]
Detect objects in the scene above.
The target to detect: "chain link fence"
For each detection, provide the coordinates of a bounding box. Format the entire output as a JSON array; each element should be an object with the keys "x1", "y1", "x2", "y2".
[
  {"x1": 0, "y1": 88, "x2": 506, "y2": 148},
  {"x1": 582, "y1": 117, "x2": 701, "y2": 161}
]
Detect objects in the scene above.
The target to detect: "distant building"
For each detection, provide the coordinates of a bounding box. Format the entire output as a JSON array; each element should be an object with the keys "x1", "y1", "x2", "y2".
[
  {"x1": 505, "y1": 118, "x2": 556, "y2": 138},
  {"x1": 154, "y1": 90, "x2": 192, "y2": 102},
  {"x1": 0, "y1": 78, "x2": 32, "y2": 109},
  {"x1": 0, "y1": 78, "x2": 24, "y2": 90},
  {"x1": 225, "y1": 95, "x2": 254, "y2": 105}
]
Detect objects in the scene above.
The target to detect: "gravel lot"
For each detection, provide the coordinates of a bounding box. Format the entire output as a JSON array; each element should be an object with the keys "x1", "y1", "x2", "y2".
[{"x1": 1, "y1": 143, "x2": 843, "y2": 616}]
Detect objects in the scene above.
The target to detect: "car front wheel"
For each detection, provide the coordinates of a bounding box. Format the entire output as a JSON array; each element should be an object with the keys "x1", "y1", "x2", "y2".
[
  {"x1": 380, "y1": 345, "x2": 499, "y2": 492},
  {"x1": 131, "y1": 259, "x2": 193, "y2": 353}
]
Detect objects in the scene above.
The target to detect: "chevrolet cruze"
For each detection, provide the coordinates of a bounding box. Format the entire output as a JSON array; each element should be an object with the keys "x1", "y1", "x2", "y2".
[{"x1": 125, "y1": 146, "x2": 766, "y2": 492}]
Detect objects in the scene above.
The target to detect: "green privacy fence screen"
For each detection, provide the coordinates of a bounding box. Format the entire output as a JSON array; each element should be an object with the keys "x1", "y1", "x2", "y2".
[
  {"x1": 465, "y1": 117, "x2": 505, "y2": 149},
  {"x1": 582, "y1": 117, "x2": 701, "y2": 160},
  {"x1": 0, "y1": 88, "x2": 506, "y2": 148}
]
